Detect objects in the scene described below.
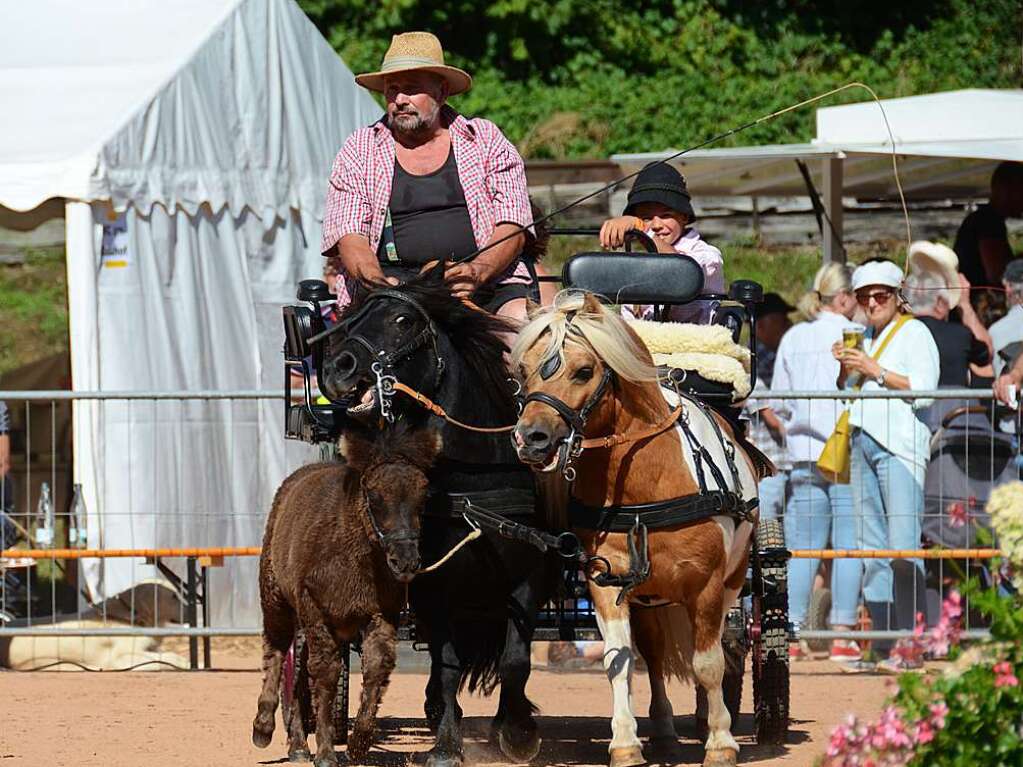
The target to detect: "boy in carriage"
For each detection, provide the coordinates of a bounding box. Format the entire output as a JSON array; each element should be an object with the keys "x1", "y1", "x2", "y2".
[{"x1": 599, "y1": 162, "x2": 724, "y2": 323}]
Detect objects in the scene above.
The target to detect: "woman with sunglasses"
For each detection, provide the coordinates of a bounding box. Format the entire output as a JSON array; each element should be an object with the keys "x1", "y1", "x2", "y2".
[{"x1": 831, "y1": 259, "x2": 940, "y2": 673}]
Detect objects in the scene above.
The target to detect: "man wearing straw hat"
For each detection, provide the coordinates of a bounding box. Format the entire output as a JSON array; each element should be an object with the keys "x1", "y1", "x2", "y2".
[{"x1": 322, "y1": 32, "x2": 535, "y2": 319}]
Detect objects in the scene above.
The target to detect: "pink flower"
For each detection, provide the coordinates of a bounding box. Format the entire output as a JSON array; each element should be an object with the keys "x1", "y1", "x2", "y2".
[
  {"x1": 947, "y1": 501, "x2": 969, "y2": 528},
  {"x1": 929, "y1": 700, "x2": 948, "y2": 729},
  {"x1": 926, "y1": 591, "x2": 963, "y2": 659},
  {"x1": 915, "y1": 720, "x2": 935, "y2": 744},
  {"x1": 994, "y1": 661, "x2": 1019, "y2": 688}
]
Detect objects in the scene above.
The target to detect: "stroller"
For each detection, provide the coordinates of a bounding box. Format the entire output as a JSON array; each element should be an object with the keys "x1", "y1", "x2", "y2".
[
  {"x1": 923, "y1": 404, "x2": 1019, "y2": 549},
  {"x1": 921, "y1": 404, "x2": 1020, "y2": 622}
]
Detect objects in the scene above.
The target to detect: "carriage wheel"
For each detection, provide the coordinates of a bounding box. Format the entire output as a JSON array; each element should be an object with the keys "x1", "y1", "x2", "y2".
[
  {"x1": 752, "y1": 519, "x2": 790, "y2": 745},
  {"x1": 695, "y1": 606, "x2": 746, "y2": 738},
  {"x1": 332, "y1": 641, "x2": 351, "y2": 745}
]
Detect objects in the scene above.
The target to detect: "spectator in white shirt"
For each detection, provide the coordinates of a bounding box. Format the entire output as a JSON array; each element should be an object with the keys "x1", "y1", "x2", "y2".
[
  {"x1": 833, "y1": 259, "x2": 940, "y2": 672},
  {"x1": 989, "y1": 258, "x2": 1023, "y2": 378},
  {"x1": 772, "y1": 263, "x2": 862, "y2": 662}
]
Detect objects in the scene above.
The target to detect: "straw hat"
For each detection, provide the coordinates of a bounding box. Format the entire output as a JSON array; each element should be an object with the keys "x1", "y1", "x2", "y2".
[
  {"x1": 355, "y1": 32, "x2": 472, "y2": 96},
  {"x1": 907, "y1": 241, "x2": 961, "y2": 310}
]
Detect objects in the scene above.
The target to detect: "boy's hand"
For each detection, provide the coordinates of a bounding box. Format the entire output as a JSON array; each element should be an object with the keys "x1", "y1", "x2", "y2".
[{"x1": 600, "y1": 216, "x2": 645, "y2": 249}]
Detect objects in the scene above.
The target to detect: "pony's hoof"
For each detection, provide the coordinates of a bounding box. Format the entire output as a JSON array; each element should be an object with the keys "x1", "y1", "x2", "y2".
[
  {"x1": 702, "y1": 748, "x2": 738, "y2": 767},
  {"x1": 288, "y1": 748, "x2": 312, "y2": 763},
  {"x1": 252, "y1": 714, "x2": 275, "y2": 748},
  {"x1": 609, "y1": 745, "x2": 646, "y2": 767},
  {"x1": 498, "y1": 726, "x2": 541, "y2": 763},
  {"x1": 313, "y1": 755, "x2": 338, "y2": 767},
  {"x1": 425, "y1": 750, "x2": 464, "y2": 767},
  {"x1": 346, "y1": 727, "x2": 373, "y2": 761}
]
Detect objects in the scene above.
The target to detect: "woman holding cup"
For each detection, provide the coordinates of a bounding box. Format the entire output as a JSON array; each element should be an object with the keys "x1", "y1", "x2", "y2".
[
  {"x1": 832, "y1": 259, "x2": 940, "y2": 672},
  {"x1": 772, "y1": 264, "x2": 862, "y2": 662}
]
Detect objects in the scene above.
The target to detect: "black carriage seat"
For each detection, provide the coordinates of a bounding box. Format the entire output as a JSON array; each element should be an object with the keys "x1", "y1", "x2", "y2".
[{"x1": 562, "y1": 252, "x2": 706, "y2": 305}]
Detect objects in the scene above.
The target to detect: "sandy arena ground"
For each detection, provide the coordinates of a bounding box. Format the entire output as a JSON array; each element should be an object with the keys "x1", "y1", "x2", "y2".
[{"x1": 1, "y1": 641, "x2": 891, "y2": 766}]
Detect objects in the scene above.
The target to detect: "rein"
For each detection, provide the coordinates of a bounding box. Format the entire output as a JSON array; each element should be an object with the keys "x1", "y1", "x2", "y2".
[{"x1": 391, "y1": 381, "x2": 516, "y2": 433}]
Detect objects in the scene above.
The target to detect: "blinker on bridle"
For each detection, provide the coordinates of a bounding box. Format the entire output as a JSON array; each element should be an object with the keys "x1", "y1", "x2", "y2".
[
  {"x1": 520, "y1": 363, "x2": 615, "y2": 482},
  {"x1": 310, "y1": 288, "x2": 445, "y2": 423}
]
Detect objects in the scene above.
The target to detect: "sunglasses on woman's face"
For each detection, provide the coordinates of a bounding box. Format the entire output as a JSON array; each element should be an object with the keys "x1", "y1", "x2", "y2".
[{"x1": 855, "y1": 289, "x2": 894, "y2": 307}]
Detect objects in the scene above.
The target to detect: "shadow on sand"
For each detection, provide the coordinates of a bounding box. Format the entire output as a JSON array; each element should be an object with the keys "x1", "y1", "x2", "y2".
[{"x1": 324, "y1": 713, "x2": 813, "y2": 766}]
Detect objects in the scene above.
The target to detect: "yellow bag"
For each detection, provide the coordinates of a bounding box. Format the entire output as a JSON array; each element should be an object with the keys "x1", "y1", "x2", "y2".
[
  {"x1": 817, "y1": 410, "x2": 852, "y2": 483},
  {"x1": 816, "y1": 314, "x2": 911, "y2": 484}
]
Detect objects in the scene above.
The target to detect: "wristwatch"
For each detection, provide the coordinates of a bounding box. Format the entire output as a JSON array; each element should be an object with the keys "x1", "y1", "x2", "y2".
[{"x1": 875, "y1": 368, "x2": 888, "y2": 387}]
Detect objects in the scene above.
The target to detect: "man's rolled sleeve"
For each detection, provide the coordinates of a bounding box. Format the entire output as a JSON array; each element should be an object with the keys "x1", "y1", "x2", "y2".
[
  {"x1": 484, "y1": 127, "x2": 532, "y2": 230},
  {"x1": 321, "y1": 139, "x2": 373, "y2": 255}
]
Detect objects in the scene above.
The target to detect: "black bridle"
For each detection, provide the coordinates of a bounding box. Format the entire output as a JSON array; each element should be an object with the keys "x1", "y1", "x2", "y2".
[
  {"x1": 519, "y1": 365, "x2": 614, "y2": 481},
  {"x1": 310, "y1": 289, "x2": 446, "y2": 422}
]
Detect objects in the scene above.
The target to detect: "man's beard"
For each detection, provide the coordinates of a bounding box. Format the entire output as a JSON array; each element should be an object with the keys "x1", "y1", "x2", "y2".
[{"x1": 391, "y1": 103, "x2": 440, "y2": 138}]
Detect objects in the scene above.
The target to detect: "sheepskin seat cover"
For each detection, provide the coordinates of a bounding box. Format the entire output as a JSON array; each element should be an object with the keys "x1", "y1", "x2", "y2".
[{"x1": 628, "y1": 319, "x2": 752, "y2": 399}]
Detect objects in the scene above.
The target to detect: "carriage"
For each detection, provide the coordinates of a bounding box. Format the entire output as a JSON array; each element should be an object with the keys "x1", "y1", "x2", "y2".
[{"x1": 278, "y1": 231, "x2": 791, "y2": 755}]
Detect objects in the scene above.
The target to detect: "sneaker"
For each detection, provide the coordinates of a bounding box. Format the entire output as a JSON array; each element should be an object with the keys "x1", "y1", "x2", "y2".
[
  {"x1": 788, "y1": 640, "x2": 812, "y2": 661},
  {"x1": 838, "y1": 659, "x2": 877, "y2": 674},
  {"x1": 829, "y1": 641, "x2": 863, "y2": 664},
  {"x1": 875, "y1": 657, "x2": 925, "y2": 675}
]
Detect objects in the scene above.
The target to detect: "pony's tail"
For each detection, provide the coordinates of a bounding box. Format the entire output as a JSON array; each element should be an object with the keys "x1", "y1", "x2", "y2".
[{"x1": 650, "y1": 604, "x2": 695, "y2": 683}]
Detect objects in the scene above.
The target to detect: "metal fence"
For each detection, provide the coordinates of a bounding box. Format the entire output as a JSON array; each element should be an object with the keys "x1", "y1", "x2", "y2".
[{"x1": 0, "y1": 388, "x2": 1015, "y2": 664}]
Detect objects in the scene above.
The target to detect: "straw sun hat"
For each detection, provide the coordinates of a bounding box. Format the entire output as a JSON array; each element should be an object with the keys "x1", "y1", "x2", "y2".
[
  {"x1": 355, "y1": 32, "x2": 472, "y2": 96},
  {"x1": 907, "y1": 240, "x2": 961, "y2": 310}
]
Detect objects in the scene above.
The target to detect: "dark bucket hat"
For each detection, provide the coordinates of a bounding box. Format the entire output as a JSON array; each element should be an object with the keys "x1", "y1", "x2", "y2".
[{"x1": 623, "y1": 162, "x2": 696, "y2": 221}]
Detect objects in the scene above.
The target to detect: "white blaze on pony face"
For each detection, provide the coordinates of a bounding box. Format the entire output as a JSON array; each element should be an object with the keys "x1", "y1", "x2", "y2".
[
  {"x1": 594, "y1": 612, "x2": 642, "y2": 752},
  {"x1": 511, "y1": 291, "x2": 659, "y2": 469}
]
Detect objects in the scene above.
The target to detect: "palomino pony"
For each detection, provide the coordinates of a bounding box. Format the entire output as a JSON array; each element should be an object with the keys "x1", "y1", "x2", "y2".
[
  {"x1": 318, "y1": 265, "x2": 562, "y2": 767},
  {"x1": 511, "y1": 291, "x2": 764, "y2": 767},
  {"x1": 252, "y1": 424, "x2": 441, "y2": 766}
]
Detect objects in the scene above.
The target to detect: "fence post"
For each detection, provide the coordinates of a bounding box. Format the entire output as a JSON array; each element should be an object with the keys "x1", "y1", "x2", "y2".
[{"x1": 186, "y1": 556, "x2": 198, "y2": 670}]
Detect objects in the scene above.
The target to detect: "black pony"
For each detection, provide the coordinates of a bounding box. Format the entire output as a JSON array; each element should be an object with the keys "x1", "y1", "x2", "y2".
[{"x1": 321, "y1": 264, "x2": 561, "y2": 767}]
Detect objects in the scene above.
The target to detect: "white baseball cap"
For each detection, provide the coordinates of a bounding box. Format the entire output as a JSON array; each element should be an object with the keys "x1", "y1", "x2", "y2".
[{"x1": 852, "y1": 260, "x2": 904, "y2": 292}]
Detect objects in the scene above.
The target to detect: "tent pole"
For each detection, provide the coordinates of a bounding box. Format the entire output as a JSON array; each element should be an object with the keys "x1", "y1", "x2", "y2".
[
  {"x1": 65, "y1": 200, "x2": 103, "y2": 607},
  {"x1": 822, "y1": 157, "x2": 844, "y2": 264}
]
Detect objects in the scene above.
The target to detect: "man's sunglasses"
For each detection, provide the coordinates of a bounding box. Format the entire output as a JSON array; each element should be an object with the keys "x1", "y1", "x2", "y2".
[{"x1": 855, "y1": 290, "x2": 894, "y2": 307}]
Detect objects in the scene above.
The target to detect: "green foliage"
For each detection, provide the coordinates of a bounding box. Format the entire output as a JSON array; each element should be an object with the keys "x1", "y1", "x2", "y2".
[
  {"x1": 300, "y1": 0, "x2": 1022, "y2": 158},
  {"x1": 0, "y1": 248, "x2": 68, "y2": 376}
]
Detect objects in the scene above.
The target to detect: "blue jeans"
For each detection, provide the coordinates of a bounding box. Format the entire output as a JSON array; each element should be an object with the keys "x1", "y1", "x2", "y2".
[
  {"x1": 784, "y1": 463, "x2": 859, "y2": 627},
  {"x1": 758, "y1": 472, "x2": 787, "y2": 522},
  {"x1": 850, "y1": 429, "x2": 924, "y2": 620}
]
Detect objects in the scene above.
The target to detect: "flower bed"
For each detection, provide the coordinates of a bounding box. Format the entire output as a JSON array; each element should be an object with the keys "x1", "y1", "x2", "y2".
[{"x1": 821, "y1": 483, "x2": 1023, "y2": 766}]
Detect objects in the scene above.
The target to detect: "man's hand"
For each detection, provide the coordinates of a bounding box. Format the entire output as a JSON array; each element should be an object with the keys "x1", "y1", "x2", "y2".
[
  {"x1": 994, "y1": 370, "x2": 1021, "y2": 406},
  {"x1": 600, "y1": 216, "x2": 645, "y2": 249},
  {"x1": 339, "y1": 234, "x2": 398, "y2": 287},
  {"x1": 444, "y1": 261, "x2": 490, "y2": 299}
]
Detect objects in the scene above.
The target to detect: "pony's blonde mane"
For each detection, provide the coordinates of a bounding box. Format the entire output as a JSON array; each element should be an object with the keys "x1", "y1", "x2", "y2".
[{"x1": 511, "y1": 291, "x2": 658, "y2": 383}]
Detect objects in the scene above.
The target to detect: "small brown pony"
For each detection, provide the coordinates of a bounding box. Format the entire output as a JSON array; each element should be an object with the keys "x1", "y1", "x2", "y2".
[
  {"x1": 511, "y1": 292, "x2": 764, "y2": 767},
  {"x1": 252, "y1": 425, "x2": 441, "y2": 766}
]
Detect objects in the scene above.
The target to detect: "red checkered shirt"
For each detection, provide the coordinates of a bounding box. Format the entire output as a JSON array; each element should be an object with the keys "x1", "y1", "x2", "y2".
[{"x1": 322, "y1": 106, "x2": 533, "y2": 305}]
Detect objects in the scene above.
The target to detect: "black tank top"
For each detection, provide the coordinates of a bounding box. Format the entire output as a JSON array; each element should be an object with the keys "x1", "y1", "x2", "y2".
[{"x1": 378, "y1": 146, "x2": 478, "y2": 265}]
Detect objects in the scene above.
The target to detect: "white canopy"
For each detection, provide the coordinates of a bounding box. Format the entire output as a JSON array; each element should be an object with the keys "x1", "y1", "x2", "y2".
[
  {"x1": 0, "y1": 0, "x2": 377, "y2": 217},
  {"x1": 0, "y1": 0, "x2": 379, "y2": 626},
  {"x1": 613, "y1": 89, "x2": 1023, "y2": 261}
]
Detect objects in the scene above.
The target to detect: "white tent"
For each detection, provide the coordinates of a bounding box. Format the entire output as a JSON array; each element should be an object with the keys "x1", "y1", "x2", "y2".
[
  {"x1": 0, "y1": 0, "x2": 379, "y2": 625},
  {"x1": 614, "y1": 89, "x2": 1023, "y2": 262}
]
